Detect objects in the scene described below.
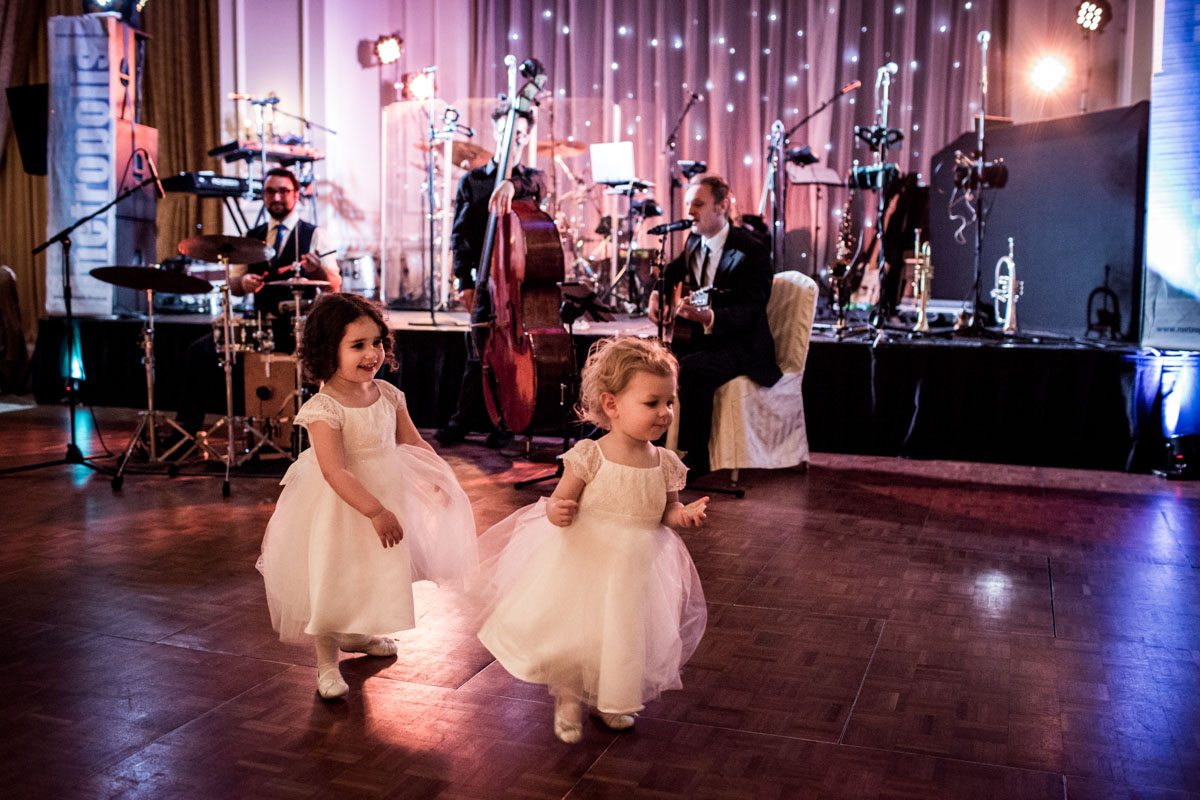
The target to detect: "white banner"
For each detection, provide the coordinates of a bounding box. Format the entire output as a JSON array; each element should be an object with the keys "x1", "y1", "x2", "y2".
[
  {"x1": 45, "y1": 15, "x2": 115, "y2": 316},
  {"x1": 1141, "y1": 0, "x2": 1200, "y2": 350}
]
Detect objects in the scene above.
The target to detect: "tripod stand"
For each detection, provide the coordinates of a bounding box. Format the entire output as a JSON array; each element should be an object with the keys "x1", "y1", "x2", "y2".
[
  {"x1": 1, "y1": 174, "x2": 159, "y2": 477},
  {"x1": 86, "y1": 267, "x2": 214, "y2": 490}
]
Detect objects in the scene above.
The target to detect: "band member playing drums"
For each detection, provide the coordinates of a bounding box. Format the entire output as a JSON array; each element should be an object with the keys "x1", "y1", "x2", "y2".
[
  {"x1": 174, "y1": 167, "x2": 340, "y2": 441},
  {"x1": 231, "y1": 167, "x2": 341, "y2": 351},
  {"x1": 647, "y1": 174, "x2": 780, "y2": 477}
]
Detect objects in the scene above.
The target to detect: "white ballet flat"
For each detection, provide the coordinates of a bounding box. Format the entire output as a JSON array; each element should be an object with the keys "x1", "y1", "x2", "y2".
[
  {"x1": 592, "y1": 710, "x2": 636, "y2": 730},
  {"x1": 317, "y1": 665, "x2": 349, "y2": 700},
  {"x1": 340, "y1": 635, "x2": 397, "y2": 658},
  {"x1": 553, "y1": 696, "x2": 583, "y2": 744}
]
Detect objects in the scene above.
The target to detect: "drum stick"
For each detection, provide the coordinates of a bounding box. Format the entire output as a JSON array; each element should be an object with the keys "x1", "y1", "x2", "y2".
[{"x1": 273, "y1": 249, "x2": 338, "y2": 274}]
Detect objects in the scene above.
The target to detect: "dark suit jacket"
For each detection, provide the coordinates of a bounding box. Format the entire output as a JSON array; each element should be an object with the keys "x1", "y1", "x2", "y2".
[{"x1": 664, "y1": 225, "x2": 782, "y2": 387}]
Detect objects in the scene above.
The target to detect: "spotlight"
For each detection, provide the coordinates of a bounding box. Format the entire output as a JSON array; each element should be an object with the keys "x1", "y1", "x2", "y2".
[
  {"x1": 1030, "y1": 56, "x2": 1068, "y2": 92},
  {"x1": 374, "y1": 34, "x2": 403, "y2": 65},
  {"x1": 400, "y1": 72, "x2": 435, "y2": 102},
  {"x1": 1075, "y1": 0, "x2": 1111, "y2": 33}
]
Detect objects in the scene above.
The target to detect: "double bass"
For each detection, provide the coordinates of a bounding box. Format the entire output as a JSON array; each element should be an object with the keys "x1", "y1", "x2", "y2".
[{"x1": 474, "y1": 58, "x2": 571, "y2": 435}]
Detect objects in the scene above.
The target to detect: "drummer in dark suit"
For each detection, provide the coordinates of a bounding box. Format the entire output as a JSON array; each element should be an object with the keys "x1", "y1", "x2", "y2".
[
  {"x1": 648, "y1": 174, "x2": 781, "y2": 477},
  {"x1": 174, "y1": 167, "x2": 339, "y2": 438},
  {"x1": 230, "y1": 167, "x2": 340, "y2": 350}
]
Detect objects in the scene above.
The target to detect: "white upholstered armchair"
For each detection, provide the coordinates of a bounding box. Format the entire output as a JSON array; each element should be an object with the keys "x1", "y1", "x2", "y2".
[{"x1": 707, "y1": 270, "x2": 818, "y2": 481}]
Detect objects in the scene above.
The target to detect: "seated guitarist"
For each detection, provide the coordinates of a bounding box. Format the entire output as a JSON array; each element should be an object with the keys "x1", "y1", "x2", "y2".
[{"x1": 647, "y1": 174, "x2": 781, "y2": 477}]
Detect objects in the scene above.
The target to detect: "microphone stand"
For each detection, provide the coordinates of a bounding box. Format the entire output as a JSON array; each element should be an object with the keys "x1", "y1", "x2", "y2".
[
  {"x1": 967, "y1": 32, "x2": 992, "y2": 335},
  {"x1": 663, "y1": 92, "x2": 701, "y2": 263},
  {"x1": 1, "y1": 175, "x2": 157, "y2": 476}
]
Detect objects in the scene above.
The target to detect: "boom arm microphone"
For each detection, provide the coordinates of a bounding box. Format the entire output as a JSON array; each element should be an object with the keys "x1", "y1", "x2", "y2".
[
  {"x1": 841, "y1": 80, "x2": 862, "y2": 94},
  {"x1": 648, "y1": 219, "x2": 694, "y2": 235}
]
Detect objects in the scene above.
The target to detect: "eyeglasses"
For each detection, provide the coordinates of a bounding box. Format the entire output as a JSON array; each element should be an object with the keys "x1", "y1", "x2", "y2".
[{"x1": 264, "y1": 187, "x2": 296, "y2": 197}]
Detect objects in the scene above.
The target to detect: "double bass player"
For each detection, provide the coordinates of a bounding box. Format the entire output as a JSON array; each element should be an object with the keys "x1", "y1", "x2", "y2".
[{"x1": 436, "y1": 103, "x2": 547, "y2": 448}]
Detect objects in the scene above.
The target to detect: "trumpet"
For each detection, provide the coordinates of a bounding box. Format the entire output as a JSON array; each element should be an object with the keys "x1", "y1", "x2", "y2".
[
  {"x1": 990, "y1": 237, "x2": 1022, "y2": 334},
  {"x1": 908, "y1": 228, "x2": 933, "y2": 332}
]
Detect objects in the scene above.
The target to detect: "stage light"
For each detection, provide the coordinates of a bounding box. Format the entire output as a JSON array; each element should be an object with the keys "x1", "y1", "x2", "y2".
[
  {"x1": 1030, "y1": 56, "x2": 1068, "y2": 92},
  {"x1": 374, "y1": 34, "x2": 403, "y2": 65},
  {"x1": 400, "y1": 72, "x2": 435, "y2": 102},
  {"x1": 1076, "y1": 1, "x2": 1111, "y2": 33}
]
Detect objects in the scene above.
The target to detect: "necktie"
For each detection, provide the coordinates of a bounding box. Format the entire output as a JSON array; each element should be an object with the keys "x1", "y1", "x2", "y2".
[
  {"x1": 272, "y1": 223, "x2": 286, "y2": 254},
  {"x1": 698, "y1": 245, "x2": 711, "y2": 288}
]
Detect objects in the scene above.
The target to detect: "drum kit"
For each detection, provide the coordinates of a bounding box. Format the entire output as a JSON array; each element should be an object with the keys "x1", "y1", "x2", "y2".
[
  {"x1": 90, "y1": 234, "x2": 329, "y2": 496},
  {"x1": 414, "y1": 129, "x2": 655, "y2": 311}
]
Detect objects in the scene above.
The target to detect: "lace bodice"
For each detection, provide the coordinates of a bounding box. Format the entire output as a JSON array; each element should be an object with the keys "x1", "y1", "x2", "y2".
[
  {"x1": 561, "y1": 439, "x2": 687, "y2": 529},
  {"x1": 293, "y1": 380, "x2": 405, "y2": 455}
]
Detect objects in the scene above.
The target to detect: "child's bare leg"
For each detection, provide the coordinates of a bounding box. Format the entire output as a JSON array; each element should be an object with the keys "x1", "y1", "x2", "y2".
[{"x1": 315, "y1": 633, "x2": 348, "y2": 699}]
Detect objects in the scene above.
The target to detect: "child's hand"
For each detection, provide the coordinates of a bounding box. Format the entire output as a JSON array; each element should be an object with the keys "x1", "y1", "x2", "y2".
[
  {"x1": 546, "y1": 497, "x2": 579, "y2": 527},
  {"x1": 667, "y1": 497, "x2": 709, "y2": 528},
  {"x1": 369, "y1": 508, "x2": 404, "y2": 547}
]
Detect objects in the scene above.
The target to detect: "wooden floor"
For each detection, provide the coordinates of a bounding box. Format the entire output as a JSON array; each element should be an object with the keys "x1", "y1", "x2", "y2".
[{"x1": 1, "y1": 399, "x2": 1198, "y2": 799}]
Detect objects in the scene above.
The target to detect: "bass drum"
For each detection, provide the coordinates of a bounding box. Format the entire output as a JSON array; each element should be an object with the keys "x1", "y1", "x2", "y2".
[{"x1": 339, "y1": 255, "x2": 378, "y2": 298}]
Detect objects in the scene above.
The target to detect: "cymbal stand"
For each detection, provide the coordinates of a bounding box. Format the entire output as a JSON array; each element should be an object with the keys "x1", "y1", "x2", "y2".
[
  {"x1": 597, "y1": 183, "x2": 647, "y2": 312},
  {"x1": 110, "y1": 288, "x2": 195, "y2": 490},
  {"x1": 200, "y1": 256, "x2": 238, "y2": 496}
]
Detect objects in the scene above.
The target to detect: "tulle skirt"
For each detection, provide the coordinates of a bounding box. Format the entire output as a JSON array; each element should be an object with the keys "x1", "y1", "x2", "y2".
[
  {"x1": 476, "y1": 499, "x2": 707, "y2": 714},
  {"x1": 258, "y1": 443, "x2": 478, "y2": 643}
]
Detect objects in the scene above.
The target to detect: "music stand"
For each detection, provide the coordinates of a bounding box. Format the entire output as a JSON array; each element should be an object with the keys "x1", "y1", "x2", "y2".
[{"x1": 786, "y1": 163, "x2": 844, "y2": 267}]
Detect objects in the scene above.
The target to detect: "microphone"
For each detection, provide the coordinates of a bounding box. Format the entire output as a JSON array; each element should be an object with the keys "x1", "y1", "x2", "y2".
[
  {"x1": 144, "y1": 151, "x2": 164, "y2": 199},
  {"x1": 227, "y1": 92, "x2": 252, "y2": 100},
  {"x1": 692, "y1": 91, "x2": 703, "y2": 102},
  {"x1": 422, "y1": 65, "x2": 438, "y2": 73},
  {"x1": 977, "y1": 30, "x2": 991, "y2": 44},
  {"x1": 880, "y1": 62, "x2": 899, "y2": 75},
  {"x1": 648, "y1": 219, "x2": 694, "y2": 235},
  {"x1": 841, "y1": 80, "x2": 862, "y2": 94}
]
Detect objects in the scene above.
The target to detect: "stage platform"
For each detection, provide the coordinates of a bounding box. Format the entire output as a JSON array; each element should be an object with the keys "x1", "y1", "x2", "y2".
[{"x1": 31, "y1": 310, "x2": 1159, "y2": 472}]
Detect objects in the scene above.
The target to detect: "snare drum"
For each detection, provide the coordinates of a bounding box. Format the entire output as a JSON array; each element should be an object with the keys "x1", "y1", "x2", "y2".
[{"x1": 212, "y1": 315, "x2": 274, "y2": 354}]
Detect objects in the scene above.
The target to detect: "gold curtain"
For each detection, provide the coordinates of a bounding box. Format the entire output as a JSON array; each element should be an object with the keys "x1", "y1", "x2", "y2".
[{"x1": 0, "y1": 1, "x2": 220, "y2": 348}]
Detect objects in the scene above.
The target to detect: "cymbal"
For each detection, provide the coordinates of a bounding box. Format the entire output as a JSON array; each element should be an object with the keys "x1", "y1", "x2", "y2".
[
  {"x1": 536, "y1": 139, "x2": 587, "y2": 157},
  {"x1": 90, "y1": 265, "x2": 213, "y2": 295},
  {"x1": 178, "y1": 235, "x2": 275, "y2": 264},
  {"x1": 272, "y1": 277, "x2": 330, "y2": 288},
  {"x1": 414, "y1": 139, "x2": 493, "y2": 168}
]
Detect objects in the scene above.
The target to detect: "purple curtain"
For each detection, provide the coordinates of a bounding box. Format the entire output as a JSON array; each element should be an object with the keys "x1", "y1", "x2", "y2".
[{"x1": 470, "y1": 0, "x2": 1008, "y2": 271}]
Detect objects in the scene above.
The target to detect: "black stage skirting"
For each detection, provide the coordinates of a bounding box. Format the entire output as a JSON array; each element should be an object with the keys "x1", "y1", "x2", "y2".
[{"x1": 32, "y1": 314, "x2": 1161, "y2": 472}]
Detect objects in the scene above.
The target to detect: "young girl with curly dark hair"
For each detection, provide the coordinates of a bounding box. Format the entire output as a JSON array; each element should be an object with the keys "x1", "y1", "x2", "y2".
[{"x1": 257, "y1": 293, "x2": 478, "y2": 700}]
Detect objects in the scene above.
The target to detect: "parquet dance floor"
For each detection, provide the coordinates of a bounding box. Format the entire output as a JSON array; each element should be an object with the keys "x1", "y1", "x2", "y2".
[{"x1": 1, "y1": 401, "x2": 1198, "y2": 799}]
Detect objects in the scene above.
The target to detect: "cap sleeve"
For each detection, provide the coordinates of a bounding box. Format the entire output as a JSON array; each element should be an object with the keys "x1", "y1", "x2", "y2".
[
  {"x1": 659, "y1": 447, "x2": 688, "y2": 492},
  {"x1": 376, "y1": 380, "x2": 407, "y2": 411},
  {"x1": 293, "y1": 393, "x2": 345, "y2": 431},
  {"x1": 561, "y1": 438, "x2": 602, "y2": 484}
]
